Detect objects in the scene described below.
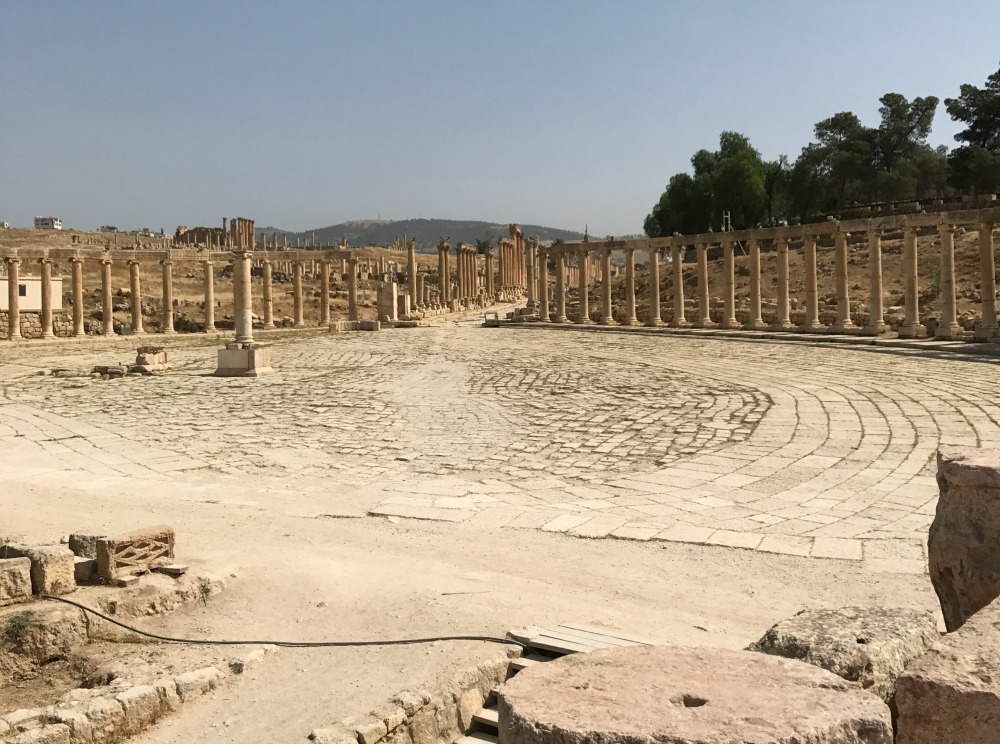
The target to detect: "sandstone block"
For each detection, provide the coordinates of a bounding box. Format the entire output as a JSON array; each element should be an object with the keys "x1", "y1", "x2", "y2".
[
  {"x1": 68, "y1": 534, "x2": 105, "y2": 559},
  {"x1": 95, "y1": 526, "x2": 174, "y2": 581},
  {"x1": 355, "y1": 717, "x2": 388, "y2": 744},
  {"x1": 83, "y1": 698, "x2": 124, "y2": 742},
  {"x1": 408, "y1": 708, "x2": 439, "y2": 744},
  {"x1": 152, "y1": 677, "x2": 180, "y2": 712},
  {"x1": 73, "y1": 558, "x2": 96, "y2": 584},
  {"x1": 457, "y1": 686, "x2": 485, "y2": 730},
  {"x1": 499, "y1": 645, "x2": 892, "y2": 744},
  {"x1": 0, "y1": 557, "x2": 32, "y2": 606},
  {"x1": 116, "y1": 685, "x2": 163, "y2": 735},
  {"x1": 2, "y1": 708, "x2": 45, "y2": 731},
  {"x1": 929, "y1": 448, "x2": 1000, "y2": 631},
  {"x1": 896, "y1": 594, "x2": 1000, "y2": 743},
  {"x1": 0, "y1": 546, "x2": 76, "y2": 595},
  {"x1": 50, "y1": 709, "x2": 92, "y2": 744},
  {"x1": 6, "y1": 724, "x2": 72, "y2": 744},
  {"x1": 748, "y1": 606, "x2": 939, "y2": 701},
  {"x1": 174, "y1": 666, "x2": 224, "y2": 701},
  {"x1": 309, "y1": 725, "x2": 358, "y2": 744}
]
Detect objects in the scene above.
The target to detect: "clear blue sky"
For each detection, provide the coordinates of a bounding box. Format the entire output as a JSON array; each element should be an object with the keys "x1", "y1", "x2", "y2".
[{"x1": 1, "y1": 0, "x2": 998, "y2": 235}]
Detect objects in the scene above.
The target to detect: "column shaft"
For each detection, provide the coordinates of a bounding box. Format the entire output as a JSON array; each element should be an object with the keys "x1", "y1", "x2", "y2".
[
  {"x1": 555, "y1": 252, "x2": 568, "y2": 322},
  {"x1": 128, "y1": 260, "x2": 145, "y2": 333},
  {"x1": 293, "y1": 261, "x2": 305, "y2": 327},
  {"x1": 746, "y1": 239, "x2": 765, "y2": 329},
  {"x1": 866, "y1": 229, "x2": 886, "y2": 334},
  {"x1": 6, "y1": 258, "x2": 21, "y2": 339},
  {"x1": 348, "y1": 258, "x2": 359, "y2": 321},
  {"x1": 577, "y1": 250, "x2": 592, "y2": 324},
  {"x1": 101, "y1": 259, "x2": 114, "y2": 335},
  {"x1": 832, "y1": 231, "x2": 855, "y2": 332},
  {"x1": 801, "y1": 237, "x2": 822, "y2": 331},
  {"x1": 899, "y1": 227, "x2": 922, "y2": 337},
  {"x1": 204, "y1": 260, "x2": 217, "y2": 332},
  {"x1": 71, "y1": 258, "x2": 84, "y2": 337},
  {"x1": 407, "y1": 244, "x2": 418, "y2": 309},
  {"x1": 538, "y1": 249, "x2": 549, "y2": 320},
  {"x1": 938, "y1": 224, "x2": 962, "y2": 339},
  {"x1": 978, "y1": 223, "x2": 997, "y2": 339},
  {"x1": 772, "y1": 237, "x2": 793, "y2": 330},
  {"x1": 624, "y1": 247, "x2": 638, "y2": 325},
  {"x1": 670, "y1": 245, "x2": 688, "y2": 327},
  {"x1": 235, "y1": 252, "x2": 253, "y2": 343},
  {"x1": 647, "y1": 246, "x2": 662, "y2": 326},
  {"x1": 695, "y1": 244, "x2": 712, "y2": 327},
  {"x1": 39, "y1": 259, "x2": 54, "y2": 339},
  {"x1": 720, "y1": 242, "x2": 740, "y2": 328},
  {"x1": 161, "y1": 260, "x2": 175, "y2": 334},
  {"x1": 600, "y1": 249, "x2": 613, "y2": 325},
  {"x1": 320, "y1": 261, "x2": 331, "y2": 324}
]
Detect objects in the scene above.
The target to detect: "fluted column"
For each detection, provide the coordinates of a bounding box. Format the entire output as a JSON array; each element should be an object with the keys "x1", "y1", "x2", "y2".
[
  {"x1": 100, "y1": 258, "x2": 114, "y2": 335},
  {"x1": 6, "y1": 258, "x2": 21, "y2": 340},
  {"x1": 647, "y1": 246, "x2": 663, "y2": 326},
  {"x1": 38, "y1": 258, "x2": 54, "y2": 339},
  {"x1": 577, "y1": 249, "x2": 592, "y2": 324},
  {"x1": 800, "y1": 236, "x2": 822, "y2": 331},
  {"x1": 526, "y1": 242, "x2": 537, "y2": 308},
  {"x1": 977, "y1": 222, "x2": 997, "y2": 340},
  {"x1": 720, "y1": 242, "x2": 740, "y2": 329},
  {"x1": 937, "y1": 223, "x2": 962, "y2": 339},
  {"x1": 746, "y1": 238, "x2": 765, "y2": 329},
  {"x1": 70, "y1": 258, "x2": 84, "y2": 337},
  {"x1": 832, "y1": 231, "x2": 855, "y2": 332},
  {"x1": 538, "y1": 249, "x2": 549, "y2": 320},
  {"x1": 320, "y1": 260, "x2": 331, "y2": 324},
  {"x1": 234, "y1": 252, "x2": 253, "y2": 343},
  {"x1": 160, "y1": 259, "x2": 175, "y2": 334},
  {"x1": 772, "y1": 237, "x2": 794, "y2": 330},
  {"x1": 293, "y1": 261, "x2": 305, "y2": 327},
  {"x1": 455, "y1": 247, "x2": 465, "y2": 305},
  {"x1": 204, "y1": 260, "x2": 217, "y2": 332},
  {"x1": 898, "y1": 226, "x2": 922, "y2": 338},
  {"x1": 694, "y1": 243, "x2": 712, "y2": 327},
  {"x1": 600, "y1": 248, "x2": 614, "y2": 325},
  {"x1": 407, "y1": 242, "x2": 418, "y2": 310},
  {"x1": 486, "y1": 251, "x2": 495, "y2": 300},
  {"x1": 438, "y1": 245, "x2": 449, "y2": 304},
  {"x1": 262, "y1": 260, "x2": 275, "y2": 329},
  {"x1": 555, "y1": 251, "x2": 568, "y2": 323},
  {"x1": 348, "y1": 257, "x2": 359, "y2": 321},
  {"x1": 623, "y1": 246, "x2": 638, "y2": 325},
  {"x1": 670, "y1": 244, "x2": 688, "y2": 327},
  {"x1": 128, "y1": 259, "x2": 145, "y2": 334},
  {"x1": 865, "y1": 228, "x2": 886, "y2": 335}
]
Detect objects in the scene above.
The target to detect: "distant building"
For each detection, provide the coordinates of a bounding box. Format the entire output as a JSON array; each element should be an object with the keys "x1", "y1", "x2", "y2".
[
  {"x1": 0, "y1": 221, "x2": 9, "y2": 230},
  {"x1": 34, "y1": 216, "x2": 62, "y2": 230},
  {"x1": 98, "y1": 225, "x2": 118, "y2": 233},
  {"x1": 0, "y1": 277, "x2": 64, "y2": 312}
]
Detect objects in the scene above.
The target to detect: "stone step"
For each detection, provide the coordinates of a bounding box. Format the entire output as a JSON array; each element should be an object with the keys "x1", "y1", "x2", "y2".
[
  {"x1": 509, "y1": 653, "x2": 550, "y2": 671},
  {"x1": 472, "y1": 708, "x2": 499, "y2": 728},
  {"x1": 456, "y1": 733, "x2": 498, "y2": 744},
  {"x1": 525, "y1": 635, "x2": 595, "y2": 656}
]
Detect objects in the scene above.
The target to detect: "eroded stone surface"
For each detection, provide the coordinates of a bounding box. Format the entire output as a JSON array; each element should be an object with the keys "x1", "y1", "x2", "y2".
[
  {"x1": 499, "y1": 645, "x2": 892, "y2": 744},
  {"x1": 748, "y1": 607, "x2": 940, "y2": 701},
  {"x1": 929, "y1": 448, "x2": 1000, "y2": 631},
  {"x1": 0, "y1": 557, "x2": 32, "y2": 606}
]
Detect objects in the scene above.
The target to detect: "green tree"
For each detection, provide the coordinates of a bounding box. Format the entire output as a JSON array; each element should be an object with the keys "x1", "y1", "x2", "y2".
[
  {"x1": 945, "y1": 63, "x2": 1000, "y2": 193},
  {"x1": 474, "y1": 237, "x2": 491, "y2": 254}
]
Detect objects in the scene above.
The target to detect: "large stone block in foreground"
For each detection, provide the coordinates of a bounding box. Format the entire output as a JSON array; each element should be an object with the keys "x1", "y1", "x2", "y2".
[
  {"x1": 0, "y1": 545, "x2": 76, "y2": 596},
  {"x1": 0, "y1": 557, "x2": 32, "y2": 606},
  {"x1": 895, "y1": 595, "x2": 1000, "y2": 743},
  {"x1": 498, "y1": 645, "x2": 891, "y2": 744},
  {"x1": 215, "y1": 342, "x2": 274, "y2": 377},
  {"x1": 748, "y1": 607, "x2": 939, "y2": 702},
  {"x1": 929, "y1": 448, "x2": 1000, "y2": 631}
]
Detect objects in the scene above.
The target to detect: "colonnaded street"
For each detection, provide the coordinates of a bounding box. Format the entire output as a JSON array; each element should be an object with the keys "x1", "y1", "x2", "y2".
[{"x1": 3, "y1": 316, "x2": 994, "y2": 575}]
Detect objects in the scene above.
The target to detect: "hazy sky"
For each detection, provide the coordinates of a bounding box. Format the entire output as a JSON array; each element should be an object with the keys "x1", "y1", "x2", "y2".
[{"x1": 2, "y1": 1, "x2": 998, "y2": 235}]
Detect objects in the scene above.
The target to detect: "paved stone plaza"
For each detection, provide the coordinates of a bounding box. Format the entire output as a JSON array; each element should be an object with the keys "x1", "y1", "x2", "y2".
[{"x1": 3, "y1": 320, "x2": 995, "y2": 573}]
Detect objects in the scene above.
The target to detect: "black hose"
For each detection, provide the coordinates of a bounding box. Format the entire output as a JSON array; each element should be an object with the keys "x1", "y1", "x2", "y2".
[{"x1": 41, "y1": 595, "x2": 524, "y2": 649}]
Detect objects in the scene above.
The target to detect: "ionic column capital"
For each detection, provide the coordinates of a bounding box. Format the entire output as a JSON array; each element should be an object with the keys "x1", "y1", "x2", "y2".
[
  {"x1": 127, "y1": 258, "x2": 141, "y2": 266},
  {"x1": 939, "y1": 223, "x2": 958, "y2": 235},
  {"x1": 37, "y1": 257, "x2": 53, "y2": 265}
]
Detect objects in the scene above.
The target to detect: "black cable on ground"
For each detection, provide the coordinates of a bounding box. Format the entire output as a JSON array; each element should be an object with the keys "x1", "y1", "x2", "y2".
[{"x1": 41, "y1": 595, "x2": 525, "y2": 650}]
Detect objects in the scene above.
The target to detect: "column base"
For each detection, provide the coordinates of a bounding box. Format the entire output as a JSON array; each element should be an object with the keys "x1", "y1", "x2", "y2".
[
  {"x1": 293, "y1": 323, "x2": 306, "y2": 329},
  {"x1": 860, "y1": 322, "x2": 887, "y2": 336},
  {"x1": 41, "y1": 331, "x2": 55, "y2": 340},
  {"x1": 830, "y1": 320, "x2": 857, "y2": 333},
  {"x1": 133, "y1": 328, "x2": 146, "y2": 335},
  {"x1": 215, "y1": 343, "x2": 274, "y2": 377},
  {"x1": 162, "y1": 329, "x2": 176, "y2": 335},
  {"x1": 798, "y1": 322, "x2": 825, "y2": 333},
  {"x1": 576, "y1": 318, "x2": 595, "y2": 325},
  {"x1": 598, "y1": 318, "x2": 617, "y2": 326},
  {"x1": 204, "y1": 326, "x2": 217, "y2": 333},
  {"x1": 974, "y1": 325, "x2": 1000, "y2": 341},
  {"x1": 645, "y1": 319, "x2": 665, "y2": 327},
  {"x1": 744, "y1": 320, "x2": 767, "y2": 330},
  {"x1": 769, "y1": 321, "x2": 796, "y2": 331},
  {"x1": 935, "y1": 323, "x2": 966, "y2": 340},
  {"x1": 669, "y1": 320, "x2": 690, "y2": 328},
  {"x1": 692, "y1": 320, "x2": 716, "y2": 328},
  {"x1": 718, "y1": 320, "x2": 743, "y2": 330},
  {"x1": 621, "y1": 318, "x2": 638, "y2": 327},
  {"x1": 555, "y1": 317, "x2": 569, "y2": 324},
  {"x1": 897, "y1": 323, "x2": 926, "y2": 339}
]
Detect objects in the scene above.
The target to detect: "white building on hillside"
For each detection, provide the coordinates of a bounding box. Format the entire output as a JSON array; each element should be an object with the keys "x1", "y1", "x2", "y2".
[
  {"x1": 34, "y1": 216, "x2": 62, "y2": 230},
  {"x1": 0, "y1": 277, "x2": 63, "y2": 312}
]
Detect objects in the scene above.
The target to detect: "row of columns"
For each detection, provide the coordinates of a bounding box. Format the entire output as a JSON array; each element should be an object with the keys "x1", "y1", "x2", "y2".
[{"x1": 530, "y1": 222, "x2": 998, "y2": 339}]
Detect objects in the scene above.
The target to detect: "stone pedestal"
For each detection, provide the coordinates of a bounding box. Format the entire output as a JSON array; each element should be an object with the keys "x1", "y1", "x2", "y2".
[
  {"x1": 134, "y1": 346, "x2": 169, "y2": 373},
  {"x1": 215, "y1": 342, "x2": 274, "y2": 377}
]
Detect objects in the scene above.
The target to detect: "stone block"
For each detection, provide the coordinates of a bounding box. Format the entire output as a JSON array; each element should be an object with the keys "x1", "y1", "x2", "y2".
[
  {"x1": 0, "y1": 557, "x2": 32, "y2": 606},
  {"x1": 95, "y1": 525, "x2": 174, "y2": 582},
  {"x1": 0, "y1": 545, "x2": 76, "y2": 596},
  {"x1": 73, "y1": 557, "x2": 96, "y2": 583},
  {"x1": 50, "y1": 709, "x2": 92, "y2": 744},
  {"x1": 499, "y1": 645, "x2": 892, "y2": 744},
  {"x1": 215, "y1": 345, "x2": 274, "y2": 377},
  {"x1": 174, "y1": 667, "x2": 224, "y2": 702},
  {"x1": 748, "y1": 607, "x2": 940, "y2": 703},
  {"x1": 355, "y1": 717, "x2": 388, "y2": 744},
  {"x1": 6, "y1": 725, "x2": 72, "y2": 744},
  {"x1": 83, "y1": 698, "x2": 125, "y2": 743},
  {"x1": 359, "y1": 320, "x2": 380, "y2": 331},
  {"x1": 929, "y1": 448, "x2": 1000, "y2": 631},
  {"x1": 116, "y1": 685, "x2": 163, "y2": 735},
  {"x1": 152, "y1": 677, "x2": 180, "y2": 712},
  {"x1": 896, "y1": 594, "x2": 1000, "y2": 743},
  {"x1": 68, "y1": 534, "x2": 104, "y2": 559}
]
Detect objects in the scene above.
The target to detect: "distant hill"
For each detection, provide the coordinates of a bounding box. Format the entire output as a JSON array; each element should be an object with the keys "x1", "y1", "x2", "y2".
[{"x1": 254, "y1": 218, "x2": 584, "y2": 252}]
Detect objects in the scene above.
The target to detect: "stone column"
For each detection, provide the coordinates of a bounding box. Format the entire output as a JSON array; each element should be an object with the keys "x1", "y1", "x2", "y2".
[
  {"x1": 100, "y1": 258, "x2": 114, "y2": 335},
  {"x1": 70, "y1": 258, "x2": 84, "y2": 337},
  {"x1": 234, "y1": 252, "x2": 253, "y2": 343},
  {"x1": 865, "y1": 228, "x2": 886, "y2": 335},
  {"x1": 937, "y1": 223, "x2": 962, "y2": 339},
  {"x1": 719, "y1": 242, "x2": 740, "y2": 328},
  {"x1": 6, "y1": 258, "x2": 21, "y2": 340},
  {"x1": 772, "y1": 237, "x2": 794, "y2": 330},
  {"x1": 160, "y1": 259, "x2": 175, "y2": 334},
  {"x1": 670, "y1": 244, "x2": 688, "y2": 327},
  {"x1": 320, "y1": 260, "x2": 331, "y2": 324},
  {"x1": 555, "y1": 251, "x2": 568, "y2": 323},
  {"x1": 128, "y1": 259, "x2": 145, "y2": 334},
  {"x1": 647, "y1": 246, "x2": 663, "y2": 326},
  {"x1": 407, "y1": 242, "x2": 418, "y2": 309},
  {"x1": 577, "y1": 249, "x2": 592, "y2": 324},
  {"x1": 293, "y1": 261, "x2": 305, "y2": 327},
  {"x1": 38, "y1": 258, "x2": 54, "y2": 339},
  {"x1": 348, "y1": 257, "x2": 359, "y2": 321},
  {"x1": 262, "y1": 260, "x2": 275, "y2": 329},
  {"x1": 203, "y1": 260, "x2": 217, "y2": 332},
  {"x1": 746, "y1": 238, "x2": 765, "y2": 329},
  {"x1": 899, "y1": 226, "x2": 923, "y2": 338},
  {"x1": 831, "y1": 231, "x2": 855, "y2": 332},
  {"x1": 801, "y1": 236, "x2": 822, "y2": 331},
  {"x1": 623, "y1": 246, "x2": 638, "y2": 325},
  {"x1": 694, "y1": 244, "x2": 712, "y2": 327},
  {"x1": 600, "y1": 248, "x2": 614, "y2": 325},
  {"x1": 538, "y1": 249, "x2": 550, "y2": 320},
  {"x1": 486, "y1": 251, "x2": 495, "y2": 300},
  {"x1": 526, "y1": 242, "x2": 537, "y2": 308},
  {"x1": 438, "y1": 244, "x2": 449, "y2": 304},
  {"x1": 455, "y1": 247, "x2": 465, "y2": 305},
  {"x1": 978, "y1": 222, "x2": 998, "y2": 340}
]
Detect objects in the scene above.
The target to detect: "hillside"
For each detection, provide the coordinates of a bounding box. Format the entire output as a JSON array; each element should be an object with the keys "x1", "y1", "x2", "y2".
[{"x1": 254, "y1": 218, "x2": 584, "y2": 252}]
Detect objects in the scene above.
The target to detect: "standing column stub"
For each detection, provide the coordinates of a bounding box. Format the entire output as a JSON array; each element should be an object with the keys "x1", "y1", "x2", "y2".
[
  {"x1": 647, "y1": 245, "x2": 663, "y2": 326},
  {"x1": 128, "y1": 259, "x2": 145, "y2": 334},
  {"x1": 526, "y1": 240, "x2": 537, "y2": 308},
  {"x1": 347, "y1": 257, "x2": 359, "y2": 321},
  {"x1": 320, "y1": 260, "x2": 331, "y2": 325},
  {"x1": 407, "y1": 241, "x2": 418, "y2": 310},
  {"x1": 234, "y1": 252, "x2": 254, "y2": 343}
]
